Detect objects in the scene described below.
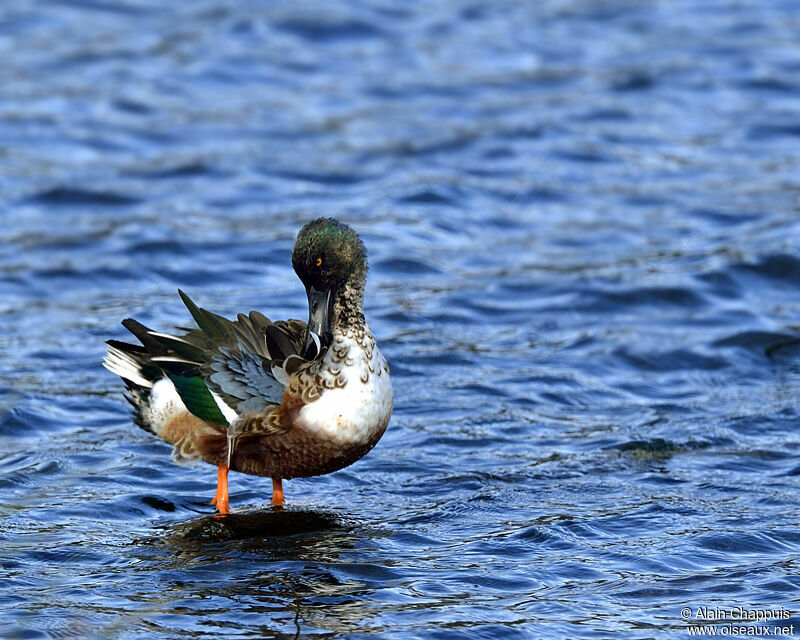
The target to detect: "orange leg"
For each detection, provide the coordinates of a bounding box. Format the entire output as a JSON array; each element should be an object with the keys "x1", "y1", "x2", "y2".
[
  {"x1": 210, "y1": 465, "x2": 231, "y2": 514},
  {"x1": 271, "y1": 478, "x2": 284, "y2": 507}
]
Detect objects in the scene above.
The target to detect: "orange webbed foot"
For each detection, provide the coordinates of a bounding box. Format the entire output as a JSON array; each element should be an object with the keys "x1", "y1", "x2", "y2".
[
  {"x1": 271, "y1": 478, "x2": 284, "y2": 507},
  {"x1": 212, "y1": 465, "x2": 231, "y2": 515}
]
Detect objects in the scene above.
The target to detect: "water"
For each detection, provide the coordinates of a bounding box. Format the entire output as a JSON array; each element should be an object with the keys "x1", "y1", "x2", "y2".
[{"x1": 2, "y1": 1, "x2": 800, "y2": 638}]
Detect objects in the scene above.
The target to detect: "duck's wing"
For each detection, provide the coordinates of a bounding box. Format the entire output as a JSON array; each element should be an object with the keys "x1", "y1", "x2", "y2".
[{"x1": 121, "y1": 290, "x2": 329, "y2": 427}]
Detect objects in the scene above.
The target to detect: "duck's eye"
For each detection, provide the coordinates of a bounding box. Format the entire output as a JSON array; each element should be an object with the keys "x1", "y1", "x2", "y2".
[{"x1": 315, "y1": 257, "x2": 323, "y2": 267}]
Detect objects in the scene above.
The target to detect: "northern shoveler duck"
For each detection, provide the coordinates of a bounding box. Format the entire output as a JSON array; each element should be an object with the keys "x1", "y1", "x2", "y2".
[{"x1": 103, "y1": 218, "x2": 393, "y2": 513}]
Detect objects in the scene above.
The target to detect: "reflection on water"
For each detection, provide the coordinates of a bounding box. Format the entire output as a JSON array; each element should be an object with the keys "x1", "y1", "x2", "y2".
[
  {"x1": 137, "y1": 509, "x2": 389, "y2": 638},
  {"x1": 174, "y1": 509, "x2": 347, "y2": 542}
]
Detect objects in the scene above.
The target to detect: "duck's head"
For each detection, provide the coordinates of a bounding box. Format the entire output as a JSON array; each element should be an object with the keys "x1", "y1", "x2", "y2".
[{"x1": 292, "y1": 218, "x2": 368, "y2": 342}]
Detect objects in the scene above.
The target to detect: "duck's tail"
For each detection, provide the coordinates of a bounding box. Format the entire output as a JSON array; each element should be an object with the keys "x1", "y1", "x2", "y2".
[
  {"x1": 103, "y1": 318, "x2": 182, "y2": 433},
  {"x1": 103, "y1": 341, "x2": 158, "y2": 430},
  {"x1": 104, "y1": 319, "x2": 228, "y2": 461},
  {"x1": 103, "y1": 341, "x2": 155, "y2": 389}
]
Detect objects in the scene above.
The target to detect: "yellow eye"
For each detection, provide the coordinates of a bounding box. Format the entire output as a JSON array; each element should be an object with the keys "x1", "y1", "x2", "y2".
[{"x1": 315, "y1": 257, "x2": 323, "y2": 267}]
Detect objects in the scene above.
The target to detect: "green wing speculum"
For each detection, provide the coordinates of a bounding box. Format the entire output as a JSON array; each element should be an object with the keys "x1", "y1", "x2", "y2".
[{"x1": 166, "y1": 373, "x2": 230, "y2": 427}]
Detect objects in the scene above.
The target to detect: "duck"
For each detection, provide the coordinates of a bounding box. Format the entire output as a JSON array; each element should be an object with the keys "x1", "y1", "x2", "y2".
[{"x1": 103, "y1": 218, "x2": 393, "y2": 513}]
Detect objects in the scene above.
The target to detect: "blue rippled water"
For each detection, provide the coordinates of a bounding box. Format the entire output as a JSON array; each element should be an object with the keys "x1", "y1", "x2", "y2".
[{"x1": 2, "y1": 1, "x2": 800, "y2": 638}]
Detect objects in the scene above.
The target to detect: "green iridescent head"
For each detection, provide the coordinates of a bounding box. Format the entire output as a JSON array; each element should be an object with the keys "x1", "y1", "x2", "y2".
[
  {"x1": 292, "y1": 218, "x2": 368, "y2": 337},
  {"x1": 292, "y1": 218, "x2": 367, "y2": 292}
]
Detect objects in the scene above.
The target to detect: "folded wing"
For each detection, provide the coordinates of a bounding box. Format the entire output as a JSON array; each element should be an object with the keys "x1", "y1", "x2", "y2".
[{"x1": 119, "y1": 290, "x2": 329, "y2": 427}]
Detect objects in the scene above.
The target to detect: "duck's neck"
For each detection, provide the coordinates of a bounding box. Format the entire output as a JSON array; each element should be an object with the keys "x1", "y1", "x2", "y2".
[{"x1": 331, "y1": 279, "x2": 366, "y2": 335}]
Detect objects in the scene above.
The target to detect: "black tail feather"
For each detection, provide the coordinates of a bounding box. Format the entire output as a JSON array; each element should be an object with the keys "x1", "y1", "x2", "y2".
[{"x1": 121, "y1": 318, "x2": 168, "y2": 356}]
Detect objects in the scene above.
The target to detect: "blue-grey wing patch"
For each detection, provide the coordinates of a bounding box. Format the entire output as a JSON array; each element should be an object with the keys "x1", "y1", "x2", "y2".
[{"x1": 209, "y1": 347, "x2": 285, "y2": 413}]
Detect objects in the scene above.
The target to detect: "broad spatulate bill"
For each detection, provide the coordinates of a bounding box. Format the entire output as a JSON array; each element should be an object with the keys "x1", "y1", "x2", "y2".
[{"x1": 103, "y1": 218, "x2": 393, "y2": 513}]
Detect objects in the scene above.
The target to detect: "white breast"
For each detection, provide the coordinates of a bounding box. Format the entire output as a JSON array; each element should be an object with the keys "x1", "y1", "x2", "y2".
[{"x1": 297, "y1": 332, "x2": 393, "y2": 445}]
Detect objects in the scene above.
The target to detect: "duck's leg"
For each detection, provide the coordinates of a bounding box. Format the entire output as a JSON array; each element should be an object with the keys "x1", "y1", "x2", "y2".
[
  {"x1": 211, "y1": 464, "x2": 231, "y2": 514},
  {"x1": 271, "y1": 477, "x2": 284, "y2": 507}
]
